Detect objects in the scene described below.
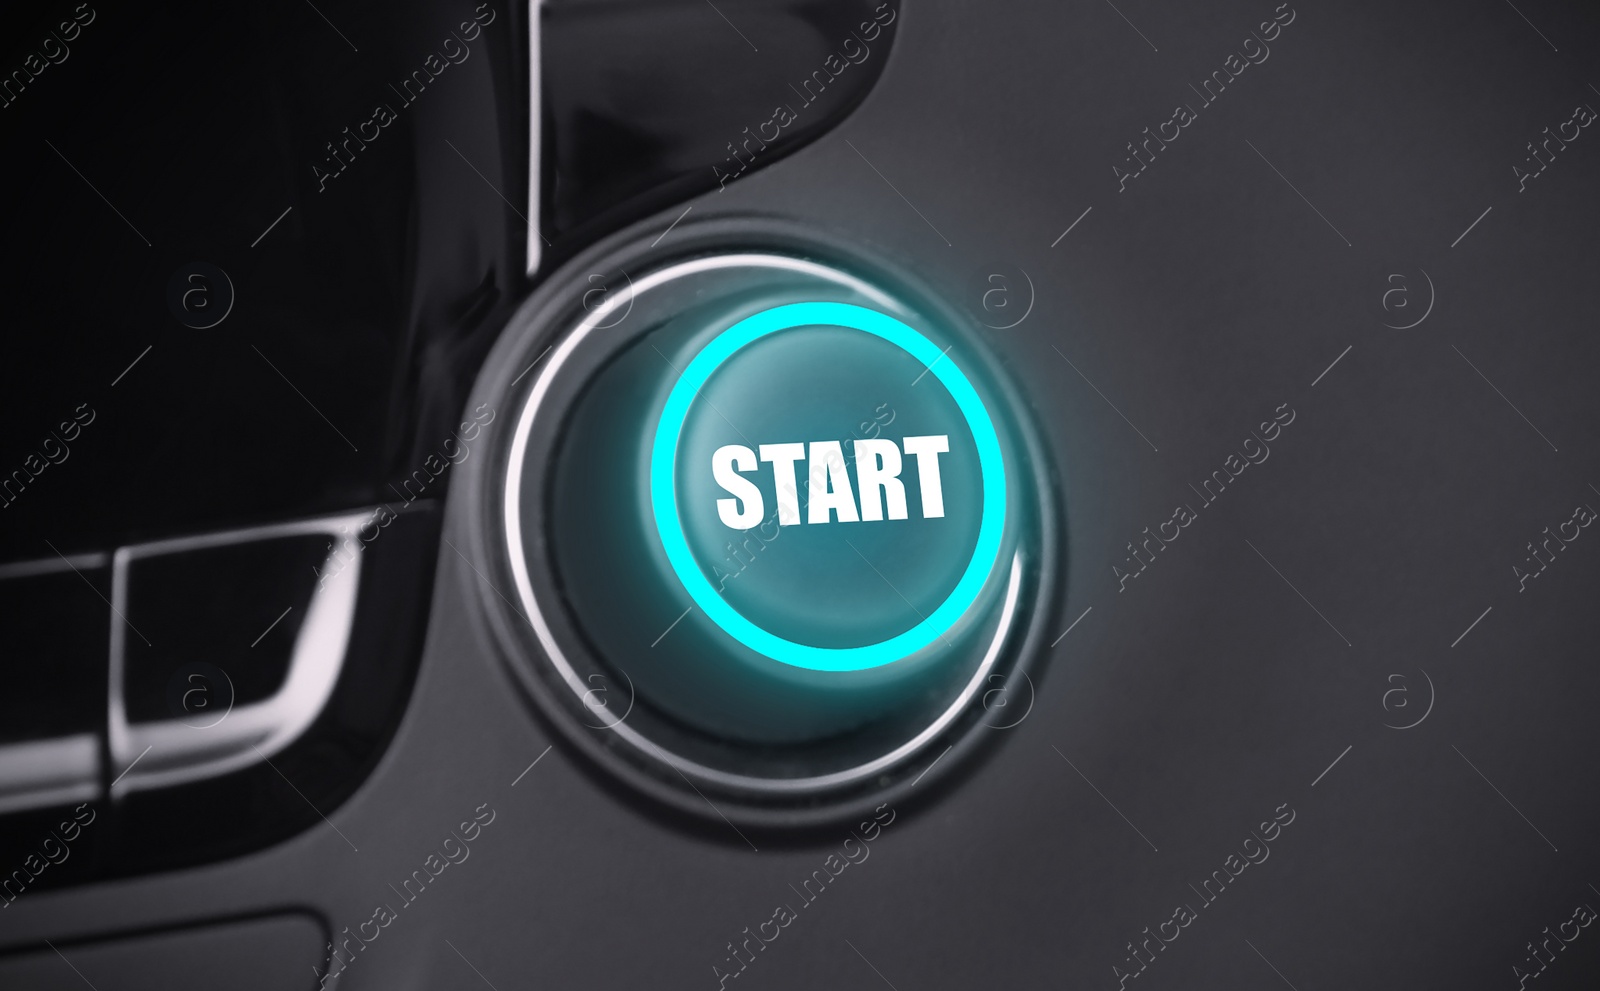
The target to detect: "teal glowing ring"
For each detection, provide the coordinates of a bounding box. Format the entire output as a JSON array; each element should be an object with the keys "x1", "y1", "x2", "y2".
[{"x1": 649, "y1": 301, "x2": 1007, "y2": 672}]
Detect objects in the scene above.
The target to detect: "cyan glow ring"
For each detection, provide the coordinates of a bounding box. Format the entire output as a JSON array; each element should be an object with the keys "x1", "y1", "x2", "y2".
[{"x1": 649, "y1": 301, "x2": 1007, "y2": 672}]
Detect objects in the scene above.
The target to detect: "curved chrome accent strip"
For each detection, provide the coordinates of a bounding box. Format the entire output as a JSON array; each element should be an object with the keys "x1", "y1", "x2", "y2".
[
  {"x1": 108, "y1": 511, "x2": 369, "y2": 796},
  {"x1": 0, "y1": 735, "x2": 98, "y2": 816},
  {"x1": 0, "y1": 552, "x2": 109, "y2": 581},
  {"x1": 526, "y1": 0, "x2": 544, "y2": 275}
]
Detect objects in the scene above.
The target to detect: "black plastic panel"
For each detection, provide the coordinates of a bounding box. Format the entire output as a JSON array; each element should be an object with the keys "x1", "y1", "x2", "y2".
[
  {"x1": 542, "y1": 0, "x2": 897, "y2": 245},
  {"x1": 0, "y1": 0, "x2": 522, "y2": 564},
  {"x1": 0, "y1": 564, "x2": 108, "y2": 743}
]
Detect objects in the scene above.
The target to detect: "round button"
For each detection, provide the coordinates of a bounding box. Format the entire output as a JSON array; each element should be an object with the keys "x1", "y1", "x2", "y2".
[
  {"x1": 476, "y1": 223, "x2": 1060, "y2": 826},
  {"x1": 652, "y1": 302, "x2": 1006, "y2": 671}
]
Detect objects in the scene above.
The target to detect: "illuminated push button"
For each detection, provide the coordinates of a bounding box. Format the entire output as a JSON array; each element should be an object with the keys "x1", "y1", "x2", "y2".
[
  {"x1": 656, "y1": 303, "x2": 1005, "y2": 669},
  {"x1": 548, "y1": 295, "x2": 1018, "y2": 745},
  {"x1": 498, "y1": 244, "x2": 1055, "y2": 818}
]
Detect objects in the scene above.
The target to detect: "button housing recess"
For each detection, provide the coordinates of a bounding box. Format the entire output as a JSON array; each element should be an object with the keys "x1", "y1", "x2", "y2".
[{"x1": 468, "y1": 217, "x2": 1062, "y2": 828}]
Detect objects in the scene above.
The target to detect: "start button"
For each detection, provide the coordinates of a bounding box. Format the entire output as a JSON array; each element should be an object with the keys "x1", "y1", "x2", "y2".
[
  {"x1": 654, "y1": 302, "x2": 1006, "y2": 671},
  {"x1": 484, "y1": 227, "x2": 1057, "y2": 826}
]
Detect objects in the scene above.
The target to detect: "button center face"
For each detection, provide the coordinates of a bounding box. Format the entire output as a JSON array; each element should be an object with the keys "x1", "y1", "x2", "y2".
[{"x1": 650, "y1": 302, "x2": 1008, "y2": 671}]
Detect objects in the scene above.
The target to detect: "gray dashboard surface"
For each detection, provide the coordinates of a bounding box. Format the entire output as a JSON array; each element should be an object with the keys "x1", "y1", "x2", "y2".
[{"x1": 8, "y1": 1, "x2": 1600, "y2": 988}]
